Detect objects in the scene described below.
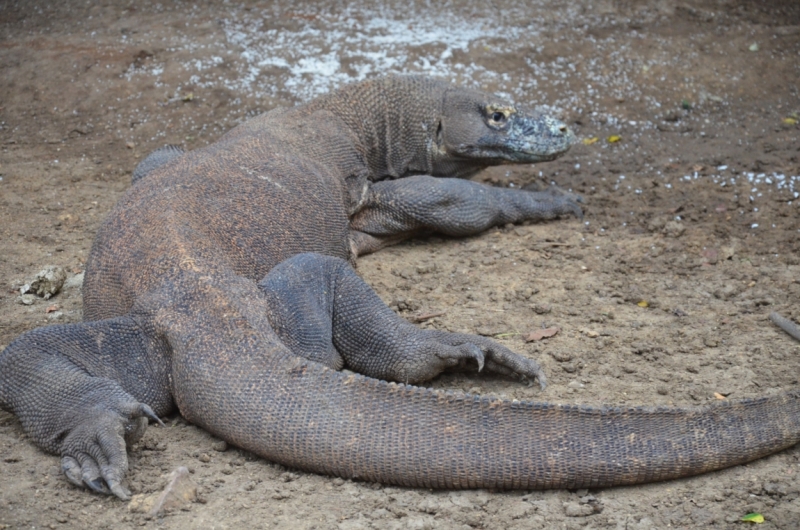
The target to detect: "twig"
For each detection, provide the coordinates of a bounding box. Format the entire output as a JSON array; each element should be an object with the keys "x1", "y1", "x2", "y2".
[{"x1": 770, "y1": 312, "x2": 800, "y2": 342}]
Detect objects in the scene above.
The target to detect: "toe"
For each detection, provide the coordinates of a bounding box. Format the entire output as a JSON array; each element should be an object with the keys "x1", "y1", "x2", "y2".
[
  {"x1": 61, "y1": 456, "x2": 84, "y2": 488},
  {"x1": 87, "y1": 477, "x2": 107, "y2": 494},
  {"x1": 435, "y1": 343, "x2": 485, "y2": 372},
  {"x1": 58, "y1": 404, "x2": 143, "y2": 500},
  {"x1": 103, "y1": 467, "x2": 131, "y2": 501},
  {"x1": 483, "y1": 359, "x2": 516, "y2": 378},
  {"x1": 459, "y1": 344, "x2": 485, "y2": 372},
  {"x1": 75, "y1": 453, "x2": 108, "y2": 494},
  {"x1": 566, "y1": 199, "x2": 584, "y2": 219},
  {"x1": 478, "y1": 342, "x2": 547, "y2": 389}
]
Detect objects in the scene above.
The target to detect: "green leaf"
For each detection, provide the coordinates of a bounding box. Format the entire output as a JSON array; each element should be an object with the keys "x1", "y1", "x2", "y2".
[{"x1": 742, "y1": 512, "x2": 765, "y2": 523}]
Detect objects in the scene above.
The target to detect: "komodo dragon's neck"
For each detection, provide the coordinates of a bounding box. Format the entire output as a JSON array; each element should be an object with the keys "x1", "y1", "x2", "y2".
[{"x1": 301, "y1": 75, "x2": 452, "y2": 180}]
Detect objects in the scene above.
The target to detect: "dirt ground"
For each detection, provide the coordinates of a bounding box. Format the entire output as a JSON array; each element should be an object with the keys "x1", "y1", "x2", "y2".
[{"x1": 1, "y1": 0, "x2": 799, "y2": 528}]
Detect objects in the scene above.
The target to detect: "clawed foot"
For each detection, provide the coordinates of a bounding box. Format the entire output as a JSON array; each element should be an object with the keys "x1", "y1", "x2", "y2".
[
  {"x1": 521, "y1": 182, "x2": 584, "y2": 220},
  {"x1": 60, "y1": 402, "x2": 163, "y2": 500},
  {"x1": 405, "y1": 330, "x2": 547, "y2": 389}
]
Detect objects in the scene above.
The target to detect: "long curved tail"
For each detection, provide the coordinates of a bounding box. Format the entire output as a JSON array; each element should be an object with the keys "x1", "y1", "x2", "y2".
[{"x1": 180, "y1": 351, "x2": 800, "y2": 490}]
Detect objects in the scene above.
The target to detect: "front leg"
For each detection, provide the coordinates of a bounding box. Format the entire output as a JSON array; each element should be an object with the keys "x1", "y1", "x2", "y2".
[{"x1": 349, "y1": 175, "x2": 582, "y2": 255}]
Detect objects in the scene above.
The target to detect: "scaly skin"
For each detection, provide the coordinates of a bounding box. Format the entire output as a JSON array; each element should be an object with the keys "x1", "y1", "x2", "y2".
[{"x1": 1, "y1": 75, "x2": 799, "y2": 500}]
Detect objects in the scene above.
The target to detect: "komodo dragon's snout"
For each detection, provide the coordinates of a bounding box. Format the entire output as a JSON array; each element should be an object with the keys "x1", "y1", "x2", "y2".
[
  {"x1": 437, "y1": 88, "x2": 575, "y2": 164},
  {"x1": 1, "y1": 75, "x2": 799, "y2": 501}
]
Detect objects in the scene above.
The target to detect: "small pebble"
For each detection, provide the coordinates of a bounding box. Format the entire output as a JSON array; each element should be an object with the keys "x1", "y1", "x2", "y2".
[
  {"x1": 564, "y1": 502, "x2": 594, "y2": 517},
  {"x1": 16, "y1": 294, "x2": 37, "y2": 305}
]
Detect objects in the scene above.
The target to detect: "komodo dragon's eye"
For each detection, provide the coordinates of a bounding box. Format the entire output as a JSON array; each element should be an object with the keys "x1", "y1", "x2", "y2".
[{"x1": 486, "y1": 107, "x2": 512, "y2": 128}]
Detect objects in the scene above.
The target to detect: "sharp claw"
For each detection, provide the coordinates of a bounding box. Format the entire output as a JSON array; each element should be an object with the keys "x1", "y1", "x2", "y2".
[
  {"x1": 476, "y1": 353, "x2": 485, "y2": 373},
  {"x1": 467, "y1": 344, "x2": 485, "y2": 372},
  {"x1": 108, "y1": 480, "x2": 131, "y2": 501},
  {"x1": 86, "y1": 477, "x2": 109, "y2": 494},
  {"x1": 564, "y1": 199, "x2": 584, "y2": 219},
  {"x1": 138, "y1": 403, "x2": 165, "y2": 426},
  {"x1": 62, "y1": 458, "x2": 84, "y2": 488}
]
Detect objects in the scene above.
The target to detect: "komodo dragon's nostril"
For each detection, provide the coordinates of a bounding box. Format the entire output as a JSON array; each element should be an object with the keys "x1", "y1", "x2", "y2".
[{"x1": 558, "y1": 125, "x2": 568, "y2": 133}]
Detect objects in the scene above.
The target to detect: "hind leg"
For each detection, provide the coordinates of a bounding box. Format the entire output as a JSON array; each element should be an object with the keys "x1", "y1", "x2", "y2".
[{"x1": 259, "y1": 253, "x2": 546, "y2": 387}]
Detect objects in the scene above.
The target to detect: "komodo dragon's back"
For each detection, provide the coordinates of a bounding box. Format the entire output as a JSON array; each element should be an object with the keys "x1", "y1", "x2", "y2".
[{"x1": 1, "y1": 75, "x2": 800, "y2": 500}]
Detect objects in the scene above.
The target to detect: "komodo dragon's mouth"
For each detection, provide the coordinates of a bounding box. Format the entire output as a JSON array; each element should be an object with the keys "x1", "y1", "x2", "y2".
[{"x1": 456, "y1": 114, "x2": 576, "y2": 163}]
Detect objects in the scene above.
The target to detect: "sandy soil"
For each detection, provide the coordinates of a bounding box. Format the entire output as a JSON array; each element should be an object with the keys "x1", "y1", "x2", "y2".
[{"x1": 1, "y1": 0, "x2": 799, "y2": 528}]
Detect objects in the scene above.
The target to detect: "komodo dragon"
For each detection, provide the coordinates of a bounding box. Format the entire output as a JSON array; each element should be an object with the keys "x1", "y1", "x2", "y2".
[{"x1": 2, "y1": 75, "x2": 800, "y2": 501}]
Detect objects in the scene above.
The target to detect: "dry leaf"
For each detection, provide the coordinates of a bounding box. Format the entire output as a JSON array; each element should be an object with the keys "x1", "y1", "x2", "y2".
[
  {"x1": 582, "y1": 137, "x2": 599, "y2": 145},
  {"x1": 45, "y1": 304, "x2": 59, "y2": 313},
  {"x1": 714, "y1": 392, "x2": 726, "y2": 400},
  {"x1": 606, "y1": 135, "x2": 621, "y2": 143},
  {"x1": 524, "y1": 327, "x2": 560, "y2": 342}
]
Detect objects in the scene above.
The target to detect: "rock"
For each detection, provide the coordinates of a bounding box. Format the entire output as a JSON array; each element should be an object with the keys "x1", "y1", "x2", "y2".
[
  {"x1": 713, "y1": 283, "x2": 741, "y2": 300},
  {"x1": 16, "y1": 294, "x2": 37, "y2": 305},
  {"x1": 475, "y1": 326, "x2": 496, "y2": 337},
  {"x1": 663, "y1": 220, "x2": 685, "y2": 238},
  {"x1": 532, "y1": 303, "x2": 552, "y2": 314},
  {"x1": 561, "y1": 362, "x2": 578, "y2": 373},
  {"x1": 763, "y1": 481, "x2": 788, "y2": 497},
  {"x1": 549, "y1": 349, "x2": 573, "y2": 362},
  {"x1": 128, "y1": 467, "x2": 197, "y2": 516},
  {"x1": 211, "y1": 440, "x2": 228, "y2": 452},
  {"x1": 647, "y1": 216, "x2": 667, "y2": 232},
  {"x1": 20, "y1": 266, "x2": 67, "y2": 299},
  {"x1": 564, "y1": 502, "x2": 594, "y2": 517},
  {"x1": 416, "y1": 497, "x2": 441, "y2": 514},
  {"x1": 64, "y1": 272, "x2": 84, "y2": 290}
]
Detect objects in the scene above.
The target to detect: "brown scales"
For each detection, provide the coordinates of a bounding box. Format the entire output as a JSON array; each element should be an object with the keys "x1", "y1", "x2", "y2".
[{"x1": 1, "y1": 75, "x2": 799, "y2": 500}]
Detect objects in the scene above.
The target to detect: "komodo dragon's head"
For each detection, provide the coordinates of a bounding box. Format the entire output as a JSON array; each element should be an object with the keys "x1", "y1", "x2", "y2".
[
  {"x1": 302, "y1": 75, "x2": 575, "y2": 180},
  {"x1": 430, "y1": 86, "x2": 575, "y2": 174}
]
